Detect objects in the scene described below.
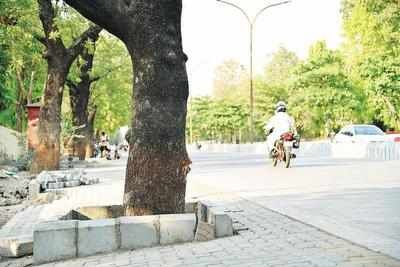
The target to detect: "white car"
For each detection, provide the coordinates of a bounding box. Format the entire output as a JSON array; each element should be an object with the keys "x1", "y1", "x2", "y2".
[{"x1": 334, "y1": 124, "x2": 387, "y2": 143}]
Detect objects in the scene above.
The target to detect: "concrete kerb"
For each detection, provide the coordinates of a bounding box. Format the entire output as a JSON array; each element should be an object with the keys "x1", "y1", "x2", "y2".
[
  {"x1": 195, "y1": 200, "x2": 234, "y2": 239},
  {"x1": 119, "y1": 215, "x2": 159, "y2": 250},
  {"x1": 31, "y1": 201, "x2": 233, "y2": 264},
  {"x1": 33, "y1": 220, "x2": 78, "y2": 265},
  {"x1": 0, "y1": 236, "x2": 33, "y2": 258},
  {"x1": 77, "y1": 219, "x2": 119, "y2": 257},
  {"x1": 160, "y1": 214, "x2": 196, "y2": 245}
]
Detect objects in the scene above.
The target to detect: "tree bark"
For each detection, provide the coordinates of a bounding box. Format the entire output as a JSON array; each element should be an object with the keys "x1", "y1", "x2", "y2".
[
  {"x1": 30, "y1": 0, "x2": 101, "y2": 173},
  {"x1": 67, "y1": 35, "x2": 99, "y2": 160},
  {"x1": 15, "y1": 67, "x2": 26, "y2": 133},
  {"x1": 65, "y1": 0, "x2": 191, "y2": 215},
  {"x1": 85, "y1": 106, "x2": 97, "y2": 158}
]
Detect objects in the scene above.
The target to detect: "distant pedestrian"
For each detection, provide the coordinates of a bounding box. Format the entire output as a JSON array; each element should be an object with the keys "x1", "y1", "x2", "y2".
[{"x1": 99, "y1": 131, "x2": 110, "y2": 157}]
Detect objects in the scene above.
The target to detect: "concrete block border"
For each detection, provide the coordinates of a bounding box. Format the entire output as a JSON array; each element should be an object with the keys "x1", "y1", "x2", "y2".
[
  {"x1": 32, "y1": 201, "x2": 234, "y2": 264},
  {"x1": 0, "y1": 236, "x2": 33, "y2": 258}
]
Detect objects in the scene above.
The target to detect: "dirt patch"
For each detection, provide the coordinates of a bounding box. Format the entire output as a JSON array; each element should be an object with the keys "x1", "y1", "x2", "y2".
[
  {"x1": 0, "y1": 169, "x2": 33, "y2": 207},
  {"x1": 0, "y1": 167, "x2": 33, "y2": 229}
]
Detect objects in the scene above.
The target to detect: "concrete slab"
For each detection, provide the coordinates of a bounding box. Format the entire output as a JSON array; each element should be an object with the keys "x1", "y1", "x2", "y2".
[
  {"x1": 211, "y1": 211, "x2": 233, "y2": 238},
  {"x1": 33, "y1": 220, "x2": 78, "y2": 264},
  {"x1": 160, "y1": 214, "x2": 196, "y2": 245},
  {"x1": 77, "y1": 219, "x2": 119, "y2": 257},
  {"x1": 119, "y1": 215, "x2": 159, "y2": 250},
  {"x1": 0, "y1": 236, "x2": 32, "y2": 257},
  {"x1": 194, "y1": 221, "x2": 215, "y2": 241}
]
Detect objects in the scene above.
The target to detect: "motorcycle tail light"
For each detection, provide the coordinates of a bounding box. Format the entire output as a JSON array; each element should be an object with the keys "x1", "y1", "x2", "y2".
[{"x1": 281, "y1": 132, "x2": 294, "y2": 141}]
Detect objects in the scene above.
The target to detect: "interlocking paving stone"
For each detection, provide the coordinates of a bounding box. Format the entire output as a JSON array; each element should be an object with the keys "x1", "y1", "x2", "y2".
[{"x1": 6, "y1": 196, "x2": 392, "y2": 267}]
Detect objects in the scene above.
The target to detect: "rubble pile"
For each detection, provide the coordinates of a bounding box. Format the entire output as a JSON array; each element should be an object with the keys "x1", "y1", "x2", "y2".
[
  {"x1": 36, "y1": 169, "x2": 99, "y2": 191},
  {"x1": 0, "y1": 169, "x2": 30, "y2": 206}
]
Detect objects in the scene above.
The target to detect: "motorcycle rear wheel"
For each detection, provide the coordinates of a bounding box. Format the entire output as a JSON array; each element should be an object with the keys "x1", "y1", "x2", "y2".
[
  {"x1": 284, "y1": 149, "x2": 291, "y2": 168},
  {"x1": 272, "y1": 156, "x2": 278, "y2": 167}
]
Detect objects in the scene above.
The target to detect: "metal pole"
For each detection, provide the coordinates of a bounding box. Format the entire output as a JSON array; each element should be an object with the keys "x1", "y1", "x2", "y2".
[
  {"x1": 189, "y1": 97, "x2": 193, "y2": 144},
  {"x1": 249, "y1": 23, "x2": 254, "y2": 143},
  {"x1": 216, "y1": 0, "x2": 291, "y2": 143}
]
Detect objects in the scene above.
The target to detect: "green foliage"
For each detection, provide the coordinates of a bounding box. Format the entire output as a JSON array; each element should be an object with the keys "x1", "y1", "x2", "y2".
[
  {"x1": 212, "y1": 59, "x2": 248, "y2": 101},
  {"x1": 342, "y1": 0, "x2": 400, "y2": 129},
  {"x1": 188, "y1": 97, "x2": 249, "y2": 143},
  {"x1": 90, "y1": 34, "x2": 133, "y2": 134},
  {"x1": 289, "y1": 42, "x2": 366, "y2": 137},
  {"x1": 0, "y1": 0, "x2": 45, "y2": 130}
]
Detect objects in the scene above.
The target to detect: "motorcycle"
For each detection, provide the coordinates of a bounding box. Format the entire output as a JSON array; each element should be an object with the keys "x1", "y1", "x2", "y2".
[{"x1": 271, "y1": 132, "x2": 300, "y2": 168}]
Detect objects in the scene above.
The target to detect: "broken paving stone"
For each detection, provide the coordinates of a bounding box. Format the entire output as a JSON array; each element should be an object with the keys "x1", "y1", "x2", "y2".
[{"x1": 35, "y1": 170, "x2": 99, "y2": 191}]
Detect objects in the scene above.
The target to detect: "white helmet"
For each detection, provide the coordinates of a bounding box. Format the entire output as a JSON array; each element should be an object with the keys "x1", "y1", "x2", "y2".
[{"x1": 275, "y1": 101, "x2": 287, "y2": 112}]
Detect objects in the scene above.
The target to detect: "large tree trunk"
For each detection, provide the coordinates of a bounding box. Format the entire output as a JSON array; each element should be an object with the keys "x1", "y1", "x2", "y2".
[
  {"x1": 30, "y1": 0, "x2": 101, "y2": 173},
  {"x1": 65, "y1": 0, "x2": 191, "y2": 215},
  {"x1": 31, "y1": 66, "x2": 66, "y2": 172}
]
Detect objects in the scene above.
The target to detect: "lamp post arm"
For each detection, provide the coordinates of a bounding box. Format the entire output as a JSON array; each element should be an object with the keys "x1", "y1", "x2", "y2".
[
  {"x1": 216, "y1": 0, "x2": 252, "y2": 25},
  {"x1": 252, "y1": 1, "x2": 291, "y2": 25}
]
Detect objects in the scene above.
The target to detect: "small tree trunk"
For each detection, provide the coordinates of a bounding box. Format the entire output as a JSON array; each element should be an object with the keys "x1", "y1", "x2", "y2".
[
  {"x1": 15, "y1": 68, "x2": 26, "y2": 133},
  {"x1": 31, "y1": 67, "x2": 65, "y2": 172},
  {"x1": 85, "y1": 107, "x2": 96, "y2": 158},
  {"x1": 69, "y1": 82, "x2": 90, "y2": 160},
  {"x1": 30, "y1": 0, "x2": 101, "y2": 172},
  {"x1": 68, "y1": 38, "x2": 98, "y2": 160}
]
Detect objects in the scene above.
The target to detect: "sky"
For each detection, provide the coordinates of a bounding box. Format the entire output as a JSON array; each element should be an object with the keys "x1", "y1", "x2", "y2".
[{"x1": 181, "y1": 0, "x2": 343, "y2": 96}]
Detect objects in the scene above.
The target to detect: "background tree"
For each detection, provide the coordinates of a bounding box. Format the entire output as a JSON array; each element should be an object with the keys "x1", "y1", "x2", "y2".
[
  {"x1": 66, "y1": 31, "x2": 101, "y2": 160},
  {"x1": 289, "y1": 41, "x2": 365, "y2": 137},
  {"x1": 90, "y1": 36, "x2": 133, "y2": 135},
  {"x1": 342, "y1": 0, "x2": 400, "y2": 129},
  {"x1": 30, "y1": 0, "x2": 101, "y2": 173},
  {"x1": 212, "y1": 59, "x2": 248, "y2": 101},
  {"x1": 255, "y1": 47, "x2": 300, "y2": 138},
  {"x1": 66, "y1": 33, "x2": 133, "y2": 159},
  {"x1": 0, "y1": 0, "x2": 45, "y2": 131}
]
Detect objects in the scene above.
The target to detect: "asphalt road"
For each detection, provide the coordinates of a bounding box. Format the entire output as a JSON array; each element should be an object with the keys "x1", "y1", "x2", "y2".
[
  {"x1": 186, "y1": 151, "x2": 400, "y2": 259},
  {"x1": 187, "y1": 152, "x2": 400, "y2": 197}
]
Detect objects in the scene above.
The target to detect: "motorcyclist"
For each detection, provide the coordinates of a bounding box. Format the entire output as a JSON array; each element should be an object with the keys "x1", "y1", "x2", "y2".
[{"x1": 265, "y1": 101, "x2": 297, "y2": 157}]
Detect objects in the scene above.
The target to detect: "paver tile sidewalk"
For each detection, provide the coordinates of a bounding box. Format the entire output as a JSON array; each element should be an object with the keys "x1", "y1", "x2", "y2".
[{"x1": 8, "y1": 197, "x2": 396, "y2": 267}]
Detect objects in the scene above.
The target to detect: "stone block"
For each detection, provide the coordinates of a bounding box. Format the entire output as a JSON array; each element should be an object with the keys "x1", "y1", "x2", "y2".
[
  {"x1": 33, "y1": 220, "x2": 78, "y2": 264},
  {"x1": 197, "y1": 201, "x2": 208, "y2": 223},
  {"x1": 160, "y1": 214, "x2": 196, "y2": 245},
  {"x1": 77, "y1": 219, "x2": 119, "y2": 257},
  {"x1": 210, "y1": 211, "x2": 233, "y2": 238},
  {"x1": 119, "y1": 215, "x2": 159, "y2": 250},
  {"x1": 28, "y1": 179, "x2": 41, "y2": 200},
  {"x1": 194, "y1": 221, "x2": 215, "y2": 241},
  {"x1": 0, "y1": 236, "x2": 33, "y2": 257},
  {"x1": 65, "y1": 180, "x2": 80, "y2": 187}
]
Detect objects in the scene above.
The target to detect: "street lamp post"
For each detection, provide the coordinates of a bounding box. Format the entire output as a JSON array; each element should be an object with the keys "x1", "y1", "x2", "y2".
[{"x1": 216, "y1": 0, "x2": 291, "y2": 143}]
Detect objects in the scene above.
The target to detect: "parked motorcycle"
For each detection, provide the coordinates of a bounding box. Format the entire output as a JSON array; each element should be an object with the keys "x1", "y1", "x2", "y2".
[{"x1": 271, "y1": 132, "x2": 300, "y2": 168}]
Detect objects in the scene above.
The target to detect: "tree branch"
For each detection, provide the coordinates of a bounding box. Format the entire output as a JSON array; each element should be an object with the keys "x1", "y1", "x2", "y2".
[
  {"x1": 32, "y1": 32, "x2": 47, "y2": 45},
  {"x1": 88, "y1": 105, "x2": 97, "y2": 124},
  {"x1": 90, "y1": 64, "x2": 123, "y2": 83},
  {"x1": 67, "y1": 25, "x2": 102, "y2": 66},
  {"x1": 64, "y1": 0, "x2": 128, "y2": 40},
  {"x1": 66, "y1": 79, "x2": 78, "y2": 92},
  {"x1": 37, "y1": 0, "x2": 66, "y2": 51}
]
